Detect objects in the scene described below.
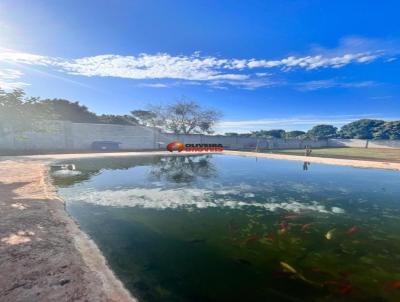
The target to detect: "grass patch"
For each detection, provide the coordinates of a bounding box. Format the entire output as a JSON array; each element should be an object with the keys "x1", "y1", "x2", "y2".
[{"x1": 270, "y1": 147, "x2": 400, "y2": 162}]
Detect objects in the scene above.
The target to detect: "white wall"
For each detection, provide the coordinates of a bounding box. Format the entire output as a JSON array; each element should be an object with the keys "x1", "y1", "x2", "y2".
[
  {"x1": 328, "y1": 139, "x2": 400, "y2": 149},
  {"x1": 1, "y1": 121, "x2": 400, "y2": 152}
]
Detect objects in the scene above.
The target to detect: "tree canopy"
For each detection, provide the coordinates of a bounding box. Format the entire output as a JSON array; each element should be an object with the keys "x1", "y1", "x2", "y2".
[
  {"x1": 133, "y1": 99, "x2": 221, "y2": 134},
  {"x1": 285, "y1": 130, "x2": 306, "y2": 139},
  {"x1": 339, "y1": 119, "x2": 385, "y2": 139},
  {"x1": 36, "y1": 99, "x2": 99, "y2": 123},
  {"x1": 252, "y1": 129, "x2": 286, "y2": 138},
  {"x1": 164, "y1": 100, "x2": 221, "y2": 134},
  {"x1": 373, "y1": 121, "x2": 400, "y2": 139},
  {"x1": 130, "y1": 110, "x2": 161, "y2": 127},
  {"x1": 0, "y1": 89, "x2": 52, "y2": 135},
  {"x1": 306, "y1": 124, "x2": 338, "y2": 140}
]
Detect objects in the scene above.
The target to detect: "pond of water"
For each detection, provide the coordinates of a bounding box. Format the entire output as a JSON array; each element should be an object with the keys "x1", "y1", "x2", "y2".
[{"x1": 53, "y1": 154, "x2": 400, "y2": 302}]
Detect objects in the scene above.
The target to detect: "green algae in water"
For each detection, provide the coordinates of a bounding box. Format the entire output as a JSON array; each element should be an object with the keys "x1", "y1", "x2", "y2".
[{"x1": 53, "y1": 154, "x2": 400, "y2": 301}]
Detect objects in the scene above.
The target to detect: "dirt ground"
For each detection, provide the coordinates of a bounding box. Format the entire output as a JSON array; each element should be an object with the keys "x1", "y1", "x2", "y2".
[
  {"x1": 0, "y1": 159, "x2": 136, "y2": 302},
  {"x1": 1, "y1": 150, "x2": 399, "y2": 302}
]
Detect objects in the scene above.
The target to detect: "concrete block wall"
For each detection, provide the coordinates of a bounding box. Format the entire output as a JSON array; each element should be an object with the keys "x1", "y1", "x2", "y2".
[
  {"x1": 0, "y1": 121, "x2": 68, "y2": 150},
  {"x1": 1, "y1": 120, "x2": 400, "y2": 152},
  {"x1": 69, "y1": 123, "x2": 158, "y2": 149},
  {"x1": 328, "y1": 139, "x2": 400, "y2": 149}
]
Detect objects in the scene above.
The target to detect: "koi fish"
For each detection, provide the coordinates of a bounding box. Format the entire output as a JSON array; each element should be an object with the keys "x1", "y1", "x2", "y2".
[
  {"x1": 280, "y1": 261, "x2": 297, "y2": 274},
  {"x1": 279, "y1": 221, "x2": 289, "y2": 234},
  {"x1": 340, "y1": 284, "x2": 353, "y2": 295},
  {"x1": 325, "y1": 228, "x2": 336, "y2": 240},
  {"x1": 280, "y1": 262, "x2": 321, "y2": 287},
  {"x1": 302, "y1": 223, "x2": 312, "y2": 231},
  {"x1": 346, "y1": 226, "x2": 359, "y2": 236},
  {"x1": 265, "y1": 234, "x2": 275, "y2": 241},
  {"x1": 391, "y1": 280, "x2": 400, "y2": 289}
]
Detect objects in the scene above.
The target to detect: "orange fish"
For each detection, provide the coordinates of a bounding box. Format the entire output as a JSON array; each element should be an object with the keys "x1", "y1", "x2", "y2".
[
  {"x1": 340, "y1": 284, "x2": 353, "y2": 295},
  {"x1": 279, "y1": 221, "x2": 289, "y2": 234},
  {"x1": 391, "y1": 281, "x2": 400, "y2": 289},
  {"x1": 265, "y1": 234, "x2": 275, "y2": 241},
  {"x1": 302, "y1": 223, "x2": 312, "y2": 231}
]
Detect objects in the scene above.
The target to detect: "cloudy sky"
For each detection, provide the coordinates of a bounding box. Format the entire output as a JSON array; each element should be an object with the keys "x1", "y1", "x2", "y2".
[{"x1": 0, "y1": 0, "x2": 399, "y2": 133}]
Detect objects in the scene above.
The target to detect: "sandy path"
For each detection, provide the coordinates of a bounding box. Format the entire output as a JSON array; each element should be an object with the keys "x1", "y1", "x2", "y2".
[{"x1": 0, "y1": 159, "x2": 136, "y2": 302}]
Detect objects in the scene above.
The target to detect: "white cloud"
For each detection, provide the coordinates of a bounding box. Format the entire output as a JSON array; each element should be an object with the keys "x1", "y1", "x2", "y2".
[
  {"x1": 0, "y1": 37, "x2": 396, "y2": 89},
  {"x1": 0, "y1": 68, "x2": 29, "y2": 90},
  {"x1": 246, "y1": 53, "x2": 378, "y2": 70},
  {"x1": 296, "y1": 79, "x2": 376, "y2": 91},
  {"x1": 138, "y1": 83, "x2": 169, "y2": 88},
  {"x1": 208, "y1": 78, "x2": 280, "y2": 90},
  {"x1": 58, "y1": 53, "x2": 243, "y2": 81},
  {"x1": 0, "y1": 50, "x2": 56, "y2": 66}
]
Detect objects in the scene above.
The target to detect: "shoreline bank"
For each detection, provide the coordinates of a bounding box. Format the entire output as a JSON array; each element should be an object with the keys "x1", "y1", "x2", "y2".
[{"x1": 0, "y1": 159, "x2": 136, "y2": 302}]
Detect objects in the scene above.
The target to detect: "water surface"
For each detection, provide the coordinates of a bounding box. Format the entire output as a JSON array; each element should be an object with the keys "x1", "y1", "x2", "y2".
[{"x1": 53, "y1": 154, "x2": 400, "y2": 302}]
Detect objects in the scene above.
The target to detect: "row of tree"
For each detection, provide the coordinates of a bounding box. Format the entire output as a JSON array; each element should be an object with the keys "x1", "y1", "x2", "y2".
[
  {"x1": 0, "y1": 89, "x2": 220, "y2": 135},
  {"x1": 1, "y1": 88, "x2": 399, "y2": 139},
  {"x1": 225, "y1": 120, "x2": 400, "y2": 140}
]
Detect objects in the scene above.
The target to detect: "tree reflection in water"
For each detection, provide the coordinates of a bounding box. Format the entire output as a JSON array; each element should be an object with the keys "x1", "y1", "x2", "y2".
[
  {"x1": 52, "y1": 154, "x2": 217, "y2": 187},
  {"x1": 149, "y1": 155, "x2": 217, "y2": 183}
]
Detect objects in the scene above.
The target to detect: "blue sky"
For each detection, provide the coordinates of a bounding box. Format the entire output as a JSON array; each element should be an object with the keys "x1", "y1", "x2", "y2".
[{"x1": 0, "y1": 0, "x2": 399, "y2": 133}]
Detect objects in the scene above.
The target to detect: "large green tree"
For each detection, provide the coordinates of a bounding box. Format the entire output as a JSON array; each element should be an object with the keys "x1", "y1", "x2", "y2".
[
  {"x1": 339, "y1": 119, "x2": 384, "y2": 139},
  {"x1": 252, "y1": 129, "x2": 286, "y2": 138},
  {"x1": 0, "y1": 89, "x2": 52, "y2": 136},
  {"x1": 307, "y1": 124, "x2": 338, "y2": 140},
  {"x1": 37, "y1": 99, "x2": 99, "y2": 123},
  {"x1": 373, "y1": 121, "x2": 400, "y2": 139},
  {"x1": 98, "y1": 114, "x2": 138, "y2": 125},
  {"x1": 285, "y1": 130, "x2": 306, "y2": 139}
]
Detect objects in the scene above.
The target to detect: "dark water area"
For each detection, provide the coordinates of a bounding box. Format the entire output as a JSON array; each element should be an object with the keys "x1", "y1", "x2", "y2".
[{"x1": 52, "y1": 154, "x2": 400, "y2": 302}]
